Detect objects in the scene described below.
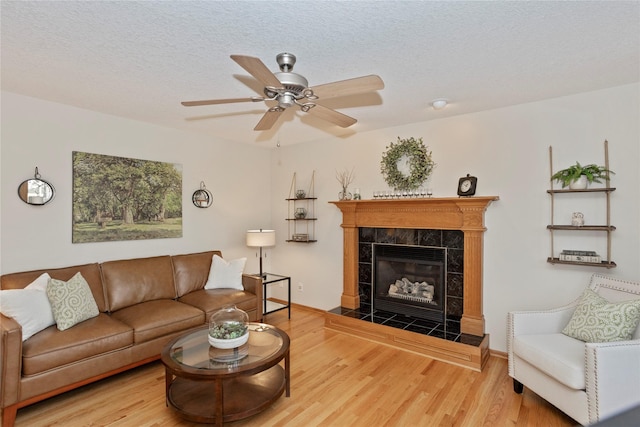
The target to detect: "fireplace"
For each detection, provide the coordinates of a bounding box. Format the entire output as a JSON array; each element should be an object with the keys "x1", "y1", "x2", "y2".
[
  {"x1": 327, "y1": 197, "x2": 498, "y2": 371},
  {"x1": 373, "y1": 244, "x2": 445, "y2": 322},
  {"x1": 329, "y1": 196, "x2": 498, "y2": 337}
]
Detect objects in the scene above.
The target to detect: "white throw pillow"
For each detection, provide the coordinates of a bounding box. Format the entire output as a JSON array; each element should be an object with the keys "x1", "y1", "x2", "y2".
[
  {"x1": 0, "y1": 273, "x2": 55, "y2": 341},
  {"x1": 204, "y1": 255, "x2": 246, "y2": 290}
]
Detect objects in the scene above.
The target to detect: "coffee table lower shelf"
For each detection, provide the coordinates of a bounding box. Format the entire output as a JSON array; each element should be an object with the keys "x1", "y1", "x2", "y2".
[{"x1": 166, "y1": 365, "x2": 286, "y2": 424}]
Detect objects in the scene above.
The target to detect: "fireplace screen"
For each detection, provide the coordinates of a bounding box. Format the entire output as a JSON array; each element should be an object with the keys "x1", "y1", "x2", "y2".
[{"x1": 373, "y1": 244, "x2": 445, "y2": 322}]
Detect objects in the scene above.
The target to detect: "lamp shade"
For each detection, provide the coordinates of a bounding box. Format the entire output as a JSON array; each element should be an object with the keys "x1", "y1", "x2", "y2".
[{"x1": 246, "y1": 229, "x2": 276, "y2": 247}]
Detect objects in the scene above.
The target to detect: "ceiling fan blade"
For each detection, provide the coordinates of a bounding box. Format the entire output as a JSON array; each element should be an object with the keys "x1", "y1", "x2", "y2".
[
  {"x1": 309, "y1": 75, "x2": 384, "y2": 100},
  {"x1": 231, "y1": 55, "x2": 283, "y2": 89},
  {"x1": 306, "y1": 104, "x2": 357, "y2": 128},
  {"x1": 181, "y1": 97, "x2": 264, "y2": 107},
  {"x1": 254, "y1": 108, "x2": 284, "y2": 131}
]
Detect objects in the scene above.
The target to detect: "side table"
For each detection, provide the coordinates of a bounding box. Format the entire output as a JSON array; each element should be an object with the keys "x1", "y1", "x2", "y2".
[{"x1": 262, "y1": 273, "x2": 291, "y2": 319}]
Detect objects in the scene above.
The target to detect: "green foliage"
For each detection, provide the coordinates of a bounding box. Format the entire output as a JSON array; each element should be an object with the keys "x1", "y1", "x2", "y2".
[
  {"x1": 73, "y1": 152, "x2": 181, "y2": 223},
  {"x1": 209, "y1": 322, "x2": 248, "y2": 339},
  {"x1": 550, "y1": 162, "x2": 615, "y2": 188},
  {"x1": 380, "y1": 137, "x2": 435, "y2": 191}
]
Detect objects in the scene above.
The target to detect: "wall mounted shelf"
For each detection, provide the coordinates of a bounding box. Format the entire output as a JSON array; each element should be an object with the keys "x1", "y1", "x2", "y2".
[
  {"x1": 547, "y1": 141, "x2": 616, "y2": 268},
  {"x1": 286, "y1": 171, "x2": 317, "y2": 243}
]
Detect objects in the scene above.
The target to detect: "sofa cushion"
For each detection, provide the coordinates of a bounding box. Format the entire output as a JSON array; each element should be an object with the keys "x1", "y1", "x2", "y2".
[
  {"x1": 110, "y1": 299, "x2": 204, "y2": 344},
  {"x1": 172, "y1": 251, "x2": 220, "y2": 297},
  {"x1": 101, "y1": 256, "x2": 176, "y2": 312},
  {"x1": 0, "y1": 273, "x2": 55, "y2": 341},
  {"x1": 562, "y1": 289, "x2": 640, "y2": 343},
  {"x1": 21, "y1": 313, "x2": 133, "y2": 376},
  {"x1": 179, "y1": 289, "x2": 258, "y2": 321},
  {"x1": 513, "y1": 333, "x2": 586, "y2": 390},
  {"x1": 204, "y1": 255, "x2": 246, "y2": 290},
  {"x1": 47, "y1": 272, "x2": 100, "y2": 331},
  {"x1": 0, "y1": 263, "x2": 107, "y2": 312}
]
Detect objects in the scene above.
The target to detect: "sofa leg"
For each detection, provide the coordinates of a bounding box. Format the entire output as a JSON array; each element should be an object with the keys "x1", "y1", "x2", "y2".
[
  {"x1": 2, "y1": 404, "x2": 18, "y2": 427},
  {"x1": 513, "y1": 379, "x2": 524, "y2": 394}
]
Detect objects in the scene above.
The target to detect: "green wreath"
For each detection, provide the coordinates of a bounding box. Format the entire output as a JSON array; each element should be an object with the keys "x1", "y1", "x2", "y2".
[{"x1": 380, "y1": 137, "x2": 435, "y2": 191}]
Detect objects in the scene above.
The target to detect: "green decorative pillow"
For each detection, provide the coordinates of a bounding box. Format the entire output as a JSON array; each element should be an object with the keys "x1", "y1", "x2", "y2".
[
  {"x1": 562, "y1": 289, "x2": 640, "y2": 343},
  {"x1": 46, "y1": 272, "x2": 99, "y2": 331}
]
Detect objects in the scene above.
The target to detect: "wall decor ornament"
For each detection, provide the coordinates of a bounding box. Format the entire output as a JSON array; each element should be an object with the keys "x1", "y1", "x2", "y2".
[
  {"x1": 381, "y1": 137, "x2": 435, "y2": 191},
  {"x1": 72, "y1": 151, "x2": 182, "y2": 243},
  {"x1": 192, "y1": 181, "x2": 213, "y2": 208},
  {"x1": 18, "y1": 167, "x2": 55, "y2": 205}
]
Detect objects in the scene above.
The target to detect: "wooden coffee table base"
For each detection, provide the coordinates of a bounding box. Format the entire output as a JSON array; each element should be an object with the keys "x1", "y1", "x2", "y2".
[{"x1": 166, "y1": 364, "x2": 287, "y2": 425}]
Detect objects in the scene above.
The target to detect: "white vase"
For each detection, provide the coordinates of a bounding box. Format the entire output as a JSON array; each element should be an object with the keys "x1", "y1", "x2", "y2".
[{"x1": 569, "y1": 175, "x2": 588, "y2": 190}]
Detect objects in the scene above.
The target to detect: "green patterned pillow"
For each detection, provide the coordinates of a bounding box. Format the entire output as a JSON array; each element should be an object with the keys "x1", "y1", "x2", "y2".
[
  {"x1": 47, "y1": 272, "x2": 99, "y2": 331},
  {"x1": 562, "y1": 289, "x2": 640, "y2": 343}
]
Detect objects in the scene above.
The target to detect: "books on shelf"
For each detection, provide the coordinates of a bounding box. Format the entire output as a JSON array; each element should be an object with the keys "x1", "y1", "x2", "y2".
[{"x1": 559, "y1": 250, "x2": 601, "y2": 263}]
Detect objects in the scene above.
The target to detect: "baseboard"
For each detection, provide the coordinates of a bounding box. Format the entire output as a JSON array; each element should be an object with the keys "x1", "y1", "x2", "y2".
[{"x1": 490, "y1": 349, "x2": 508, "y2": 359}]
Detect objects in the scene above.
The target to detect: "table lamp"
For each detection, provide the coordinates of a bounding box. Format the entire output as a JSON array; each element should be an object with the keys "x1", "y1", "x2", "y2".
[{"x1": 246, "y1": 229, "x2": 275, "y2": 278}]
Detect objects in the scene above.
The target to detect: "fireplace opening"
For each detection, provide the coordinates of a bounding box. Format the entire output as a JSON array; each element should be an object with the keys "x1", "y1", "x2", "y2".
[{"x1": 373, "y1": 244, "x2": 446, "y2": 323}]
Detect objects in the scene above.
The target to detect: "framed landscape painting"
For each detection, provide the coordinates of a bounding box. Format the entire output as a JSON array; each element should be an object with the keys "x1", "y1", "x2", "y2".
[{"x1": 72, "y1": 151, "x2": 182, "y2": 243}]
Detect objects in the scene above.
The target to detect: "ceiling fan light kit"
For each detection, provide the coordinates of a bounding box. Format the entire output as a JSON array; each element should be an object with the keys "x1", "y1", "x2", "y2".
[{"x1": 182, "y1": 52, "x2": 384, "y2": 131}]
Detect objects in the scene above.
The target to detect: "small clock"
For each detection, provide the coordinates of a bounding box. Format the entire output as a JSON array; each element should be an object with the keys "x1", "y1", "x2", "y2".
[{"x1": 457, "y1": 174, "x2": 477, "y2": 197}]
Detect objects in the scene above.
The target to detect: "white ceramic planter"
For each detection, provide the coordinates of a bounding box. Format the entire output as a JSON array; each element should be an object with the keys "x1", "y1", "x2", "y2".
[
  {"x1": 208, "y1": 332, "x2": 249, "y2": 349},
  {"x1": 569, "y1": 175, "x2": 588, "y2": 190}
]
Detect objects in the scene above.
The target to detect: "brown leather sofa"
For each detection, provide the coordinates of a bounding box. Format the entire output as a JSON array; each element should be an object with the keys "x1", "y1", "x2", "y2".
[{"x1": 0, "y1": 250, "x2": 262, "y2": 427}]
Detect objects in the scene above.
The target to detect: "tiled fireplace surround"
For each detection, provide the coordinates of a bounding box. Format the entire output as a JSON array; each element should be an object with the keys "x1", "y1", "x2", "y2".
[
  {"x1": 354, "y1": 226, "x2": 464, "y2": 328},
  {"x1": 326, "y1": 197, "x2": 498, "y2": 371}
]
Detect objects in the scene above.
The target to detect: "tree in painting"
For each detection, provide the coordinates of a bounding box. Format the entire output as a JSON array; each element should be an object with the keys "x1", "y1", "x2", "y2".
[{"x1": 72, "y1": 152, "x2": 182, "y2": 243}]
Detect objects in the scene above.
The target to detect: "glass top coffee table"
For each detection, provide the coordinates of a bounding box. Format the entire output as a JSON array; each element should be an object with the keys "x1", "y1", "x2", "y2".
[{"x1": 161, "y1": 323, "x2": 290, "y2": 426}]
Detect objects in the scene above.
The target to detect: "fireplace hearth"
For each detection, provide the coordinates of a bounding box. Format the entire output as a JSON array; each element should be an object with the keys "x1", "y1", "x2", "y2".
[{"x1": 373, "y1": 243, "x2": 445, "y2": 322}]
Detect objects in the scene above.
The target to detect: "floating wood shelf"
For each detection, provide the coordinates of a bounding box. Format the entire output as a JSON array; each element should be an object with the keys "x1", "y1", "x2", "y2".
[
  {"x1": 547, "y1": 188, "x2": 616, "y2": 194},
  {"x1": 547, "y1": 257, "x2": 617, "y2": 269},
  {"x1": 547, "y1": 225, "x2": 616, "y2": 231}
]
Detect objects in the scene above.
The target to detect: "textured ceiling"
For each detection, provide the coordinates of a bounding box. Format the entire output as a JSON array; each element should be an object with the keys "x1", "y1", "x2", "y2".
[{"x1": 2, "y1": 1, "x2": 639, "y2": 147}]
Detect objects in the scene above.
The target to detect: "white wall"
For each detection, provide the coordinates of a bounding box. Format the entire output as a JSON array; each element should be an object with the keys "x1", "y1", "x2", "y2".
[
  {"x1": 2, "y1": 85, "x2": 638, "y2": 353},
  {"x1": 269, "y1": 83, "x2": 640, "y2": 352},
  {"x1": 0, "y1": 92, "x2": 273, "y2": 274}
]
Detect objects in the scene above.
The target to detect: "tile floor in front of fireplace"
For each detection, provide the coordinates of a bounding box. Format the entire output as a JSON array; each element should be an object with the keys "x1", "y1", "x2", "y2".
[{"x1": 328, "y1": 302, "x2": 485, "y2": 347}]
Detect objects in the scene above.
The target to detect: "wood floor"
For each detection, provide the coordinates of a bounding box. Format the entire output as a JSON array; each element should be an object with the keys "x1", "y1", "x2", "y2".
[{"x1": 14, "y1": 306, "x2": 577, "y2": 427}]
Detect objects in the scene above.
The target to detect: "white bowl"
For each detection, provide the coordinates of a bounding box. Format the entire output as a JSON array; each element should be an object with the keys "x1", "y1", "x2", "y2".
[{"x1": 208, "y1": 332, "x2": 249, "y2": 349}]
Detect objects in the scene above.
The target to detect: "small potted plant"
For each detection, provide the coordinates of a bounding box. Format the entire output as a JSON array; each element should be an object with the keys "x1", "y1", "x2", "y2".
[
  {"x1": 551, "y1": 162, "x2": 614, "y2": 189},
  {"x1": 208, "y1": 305, "x2": 249, "y2": 349}
]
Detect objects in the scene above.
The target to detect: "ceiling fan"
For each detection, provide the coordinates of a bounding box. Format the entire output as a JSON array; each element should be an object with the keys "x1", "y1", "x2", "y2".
[{"x1": 181, "y1": 53, "x2": 384, "y2": 131}]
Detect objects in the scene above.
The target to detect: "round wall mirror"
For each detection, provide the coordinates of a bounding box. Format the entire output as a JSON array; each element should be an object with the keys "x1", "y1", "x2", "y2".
[{"x1": 18, "y1": 177, "x2": 55, "y2": 205}]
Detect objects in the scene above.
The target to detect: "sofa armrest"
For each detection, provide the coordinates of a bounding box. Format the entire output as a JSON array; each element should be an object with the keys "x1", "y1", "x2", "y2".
[
  {"x1": 508, "y1": 303, "x2": 577, "y2": 336},
  {"x1": 586, "y1": 340, "x2": 640, "y2": 423},
  {"x1": 242, "y1": 274, "x2": 263, "y2": 321},
  {"x1": 507, "y1": 304, "x2": 578, "y2": 376},
  {"x1": 0, "y1": 314, "x2": 23, "y2": 407}
]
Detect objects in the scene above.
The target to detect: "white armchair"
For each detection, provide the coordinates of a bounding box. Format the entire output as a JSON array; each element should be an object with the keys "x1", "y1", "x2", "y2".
[{"x1": 507, "y1": 273, "x2": 640, "y2": 425}]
